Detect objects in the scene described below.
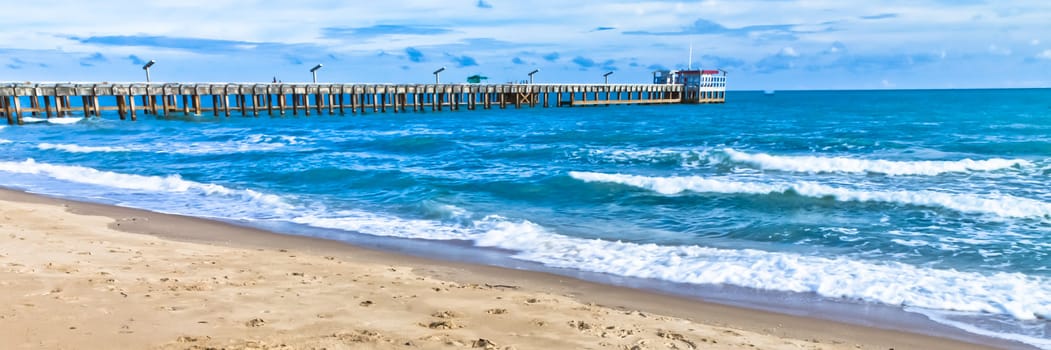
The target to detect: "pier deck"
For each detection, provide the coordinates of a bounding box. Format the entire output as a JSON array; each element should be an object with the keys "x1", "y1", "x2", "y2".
[{"x1": 0, "y1": 82, "x2": 725, "y2": 125}]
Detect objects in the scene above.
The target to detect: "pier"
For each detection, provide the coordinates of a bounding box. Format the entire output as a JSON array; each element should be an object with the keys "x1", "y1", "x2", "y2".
[{"x1": 0, "y1": 82, "x2": 726, "y2": 125}]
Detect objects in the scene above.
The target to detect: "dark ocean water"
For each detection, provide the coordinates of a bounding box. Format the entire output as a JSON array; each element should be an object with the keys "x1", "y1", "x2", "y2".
[{"x1": 1, "y1": 89, "x2": 1048, "y2": 347}]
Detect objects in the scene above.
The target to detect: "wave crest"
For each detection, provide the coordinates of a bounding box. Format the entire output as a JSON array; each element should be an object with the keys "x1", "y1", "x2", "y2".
[
  {"x1": 35, "y1": 134, "x2": 310, "y2": 155},
  {"x1": 291, "y1": 210, "x2": 1051, "y2": 323},
  {"x1": 0, "y1": 159, "x2": 290, "y2": 210},
  {"x1": 38, "y1": 143, "x2": 132, "y2": 153},
  {"x1": 724, "y1": 148, "x2": 1031, "y2": 176},
  {"x1": 569, "y1": 171, "x2": 1051, "y2": 219}
]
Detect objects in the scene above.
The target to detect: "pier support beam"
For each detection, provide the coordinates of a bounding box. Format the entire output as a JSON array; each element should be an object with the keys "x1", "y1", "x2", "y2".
[
  {"x1": 80, "y1": 96, "x2": 90, "y2": 118},
  {"x1": 357, "y1": 93, "x2": 365, "y2": 114},
  {"x1": 92, "y1": 88, "x2": 101, "y2": 117},
  {"x1": 266, "y1": 89, "x2": 274, "y2": 116},
  {"x1": 44, "y1": 96, "x2": 53, "y2": 118},
  {"x1": 350, "y1": 92, "x2": 358, "y2": 115},
  {"x1": 317, "y1": 92, "x2": 325, "y2": 115},
  {"x1": 53, "y1": 95, "x2": 62, "y2": 117},
  {"x1": 140, "y1": 95, "x2": 150, "y2": 115},
  {"x1": 380, "y1": 92, "x2": 386, "y2": 113},
  {"x1": 161, "y1": 92, "x2": 169, "y2": 117},
  {"x1": 250, "y1": 93, "x2": 258, "y2": 117},
  {"x1": 128, "y1": 94, "x2": 137, "y2": 121},
  {"x1": 291, "y1": 93, "x2": 299, "y2": 116},
  {"x1": 61, "y1": 96, "x2": 70, "y2": 116},
  {"x1": 279, "y1": 93, "x2": 286, "y2": 116},
  {"x1": 13, "y1": 96, "x2": 23, "y2": 125},
  {"x1": 116, "y1": 95, "x2": 126, "y2": 120},
  {"x1": 3, "y1": 96, "x2": 13, "y2": 125},
  {"x1": 328, "y1": 92, "x2": 335, "y2": 115},
  {"x1": 29, "y1": 93, "x2": 39, "y2": 116},
  {"x1": 0, "y1": 97, "x2": 7, "y2": 125},
  {"x1": 338, "y1": 86, "x2": 346, "y2": 115},
  {"x1": 211, "y1": 95, "x2": 220, "y2": 117},
  {"x1": 223, "y1": 92, "x2": 231, "y2": 117}
]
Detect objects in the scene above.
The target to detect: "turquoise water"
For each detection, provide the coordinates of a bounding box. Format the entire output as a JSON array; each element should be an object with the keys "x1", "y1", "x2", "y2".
[{"x1": 1, "y1": 89, "x2": 1049, "y2": 347}]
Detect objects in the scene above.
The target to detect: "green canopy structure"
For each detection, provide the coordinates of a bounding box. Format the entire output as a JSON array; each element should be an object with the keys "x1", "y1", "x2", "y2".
[{"x1": 466, "y1": 74, "x2": 489, "y2": 84}]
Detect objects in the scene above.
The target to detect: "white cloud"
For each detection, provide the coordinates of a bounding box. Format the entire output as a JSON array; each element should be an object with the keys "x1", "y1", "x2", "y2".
[
  {"x1": 1032, "y1": 39, "x2": 1042, "y2": 46},
  {"x1": 987, "y1": 44, "x2": 1012, "y2": 55},
  {"x1": 881, "y1": 79, "x2": 895, "y2": 88},
  {"x1": 779, "y1": 47, "x2": 799, "y2": 57},
  {"x1": 1037, "y1": 49, "x2": 1051, "y2": 60}
]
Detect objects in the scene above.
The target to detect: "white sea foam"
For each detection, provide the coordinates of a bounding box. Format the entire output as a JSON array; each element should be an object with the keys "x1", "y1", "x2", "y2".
[
  {"x1": 292, "y1": 211, "x2": 476, "y2": 241},
  {"x1": 291, "y1": 209, "x2": 1051, "y2": 323},
  {"x1": 244, "y1": 134, "x2": 309, "y2": 145},
  {"x1": 575, "y1": 148, "x2": 714, "y2": 168},
  {"x1": 327, "y1": 128, "x2": 454, "y2": 140},
  {"x1": 165, "y1": 134, "x2": 310, "y2": 155},
  {"x1": 908, "y1": 308, "x2": 1051, "y2": 349},
  {"x1": 0, "y1": 159, "x2": 291, "y2": 211},
  {"x1": 478, "y1": 218, "x2": 1051, "y2": 321},
  {"x1": 891, "y1": 239, "x2": 930, "y2": 248},
  {"x1": 723, "y1": 148, "x2": 1032, "y2": 176},
  {"x1": 568, "y1": 171, "x2": 1051, "y2": 219},
  {"x1": 35, "y1": 134, "x2": 309, "y2": 155},
  {"x1": 572, "y1": 147, "x2": 1034, "y2": 175},
  {"x1": 0, "y1": 139, "x2": 11, "y2": 144},
  {"x1": 38, "y1": 143, "x2": 134, "y2": 153}
]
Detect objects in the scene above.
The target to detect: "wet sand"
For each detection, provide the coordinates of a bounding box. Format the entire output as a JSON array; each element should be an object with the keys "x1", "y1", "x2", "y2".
[{"x1": 0, "y1": 188, "x2": 1016, "y2": 349}]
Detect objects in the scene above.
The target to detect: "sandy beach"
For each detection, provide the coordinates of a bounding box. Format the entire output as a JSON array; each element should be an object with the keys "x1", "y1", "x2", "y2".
[{"x1": 0, "y1": 188, "x2": 1010, "y2": 349}]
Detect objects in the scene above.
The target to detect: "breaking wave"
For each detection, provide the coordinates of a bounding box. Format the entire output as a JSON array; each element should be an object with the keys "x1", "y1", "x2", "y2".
[
  {"x1": 723, "y1": 148, "x2": 1032, "y2": 176},
  {"x1": 569, "y1": 171, "x2": 1051, "y2": 219}
]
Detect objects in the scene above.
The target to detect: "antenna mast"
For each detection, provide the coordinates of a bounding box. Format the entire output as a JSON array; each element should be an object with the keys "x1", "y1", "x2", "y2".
[{"x1": 688, "y1": 43, "x2": 693, "y2": 70}]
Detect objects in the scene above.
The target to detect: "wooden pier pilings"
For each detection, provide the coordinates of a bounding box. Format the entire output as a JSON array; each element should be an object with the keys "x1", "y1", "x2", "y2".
[{"x1": 0, "y1": 82, "x2": 723, "y2": 124}]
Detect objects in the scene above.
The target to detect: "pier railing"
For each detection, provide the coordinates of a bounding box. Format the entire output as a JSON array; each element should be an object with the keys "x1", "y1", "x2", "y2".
[{"x1": 0, "y1": 82, "x2": 723, "y2": 125}]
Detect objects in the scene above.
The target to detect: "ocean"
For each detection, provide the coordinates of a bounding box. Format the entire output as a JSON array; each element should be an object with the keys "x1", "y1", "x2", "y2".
[{"x1": 1, "y1": 89, "x2": 1048, "y2": 348}]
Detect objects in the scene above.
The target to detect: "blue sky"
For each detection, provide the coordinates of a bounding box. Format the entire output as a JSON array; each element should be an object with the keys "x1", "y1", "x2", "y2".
[{"x1": 1, "y1": 0, "x2": 1049, "y2": 90}]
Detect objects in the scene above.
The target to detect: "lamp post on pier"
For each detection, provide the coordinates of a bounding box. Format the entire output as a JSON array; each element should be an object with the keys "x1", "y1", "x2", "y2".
[
  {"x1": 310, "y1": 64, "x2": 323, "y2": 83},
  {"x1": 527, "y1": 69, "x2": 539, "y2": 84},
  {"x1": 603, "y1": 71, "x2": 613, "y2": 84},
  {"x1": 433, "y1": 67, "x2": 446, "y2": 84},
  {"x1": 142, "y1": 60, "x2": 156, "y2": 82}
]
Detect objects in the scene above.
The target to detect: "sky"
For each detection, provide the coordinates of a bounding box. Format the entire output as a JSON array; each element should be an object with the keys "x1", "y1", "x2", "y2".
[{"x1": 1, "y1": 0, "x2": 1049, "y2": 90}]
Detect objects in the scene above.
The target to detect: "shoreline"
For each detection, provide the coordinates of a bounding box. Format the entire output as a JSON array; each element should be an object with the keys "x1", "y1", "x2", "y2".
[{"x1": 0, "y1": 187, "x2": 1029, "y2": 349}]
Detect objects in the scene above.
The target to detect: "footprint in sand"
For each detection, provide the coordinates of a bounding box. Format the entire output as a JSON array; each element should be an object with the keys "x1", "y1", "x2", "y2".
[
  {"x1": 657, "y1": 330, "x2": 698, "y2": 349},
  {"x1": 422, "y1": 320, "x2": 463, "y2": 330},
  {"x1": 431, "y1": 310, "x2": 462, "y2": 319},
  {"x1": 472, "y1": 338, "x2": 498, "y2": 349},
  {"x1": 244, "y1": 318, "x2": 266, "y2": 327},
  {"x1": 330, "y1": 329, "x2": 384, "y2": 343}
]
